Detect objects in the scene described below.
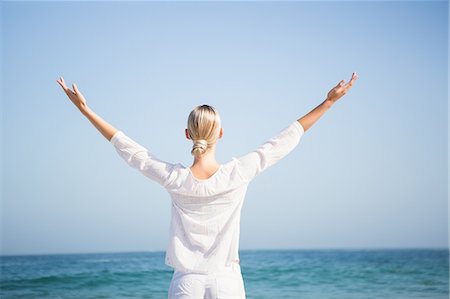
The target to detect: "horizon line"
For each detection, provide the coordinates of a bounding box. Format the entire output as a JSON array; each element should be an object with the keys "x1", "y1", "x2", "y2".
[{"x1": 1, "y1": 246, "x2": 448, "y2": 257}]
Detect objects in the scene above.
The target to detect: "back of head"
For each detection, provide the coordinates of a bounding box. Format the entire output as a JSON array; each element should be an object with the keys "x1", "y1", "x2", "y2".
[{"x1": 187, "y1": 104, "x2": 222, "y2": 157}]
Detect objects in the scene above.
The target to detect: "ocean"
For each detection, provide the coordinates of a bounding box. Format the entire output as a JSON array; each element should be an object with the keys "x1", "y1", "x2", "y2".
[{"x1": 1, "y1": 249, "x2": 448, "y2": 298}]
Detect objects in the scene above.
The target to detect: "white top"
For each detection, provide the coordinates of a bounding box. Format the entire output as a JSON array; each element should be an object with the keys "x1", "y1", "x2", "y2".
[{"x1": 110, "y1": 120, "x2": 305, "y2": 274}]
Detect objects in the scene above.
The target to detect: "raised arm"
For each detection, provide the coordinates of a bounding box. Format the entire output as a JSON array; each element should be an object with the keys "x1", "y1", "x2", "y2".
[
  {"x1": 57, "y1": 76, "x2": 175, "y2": 187},
  {"x1": 297, "y1": 72, "x2": 358, "y2": 131},
  {"x1": 56, "y1": 76, "x2": 118, "y2": 141},
  {"x1": 236, "y1": 72, "x2": 359, "y2": 183}
]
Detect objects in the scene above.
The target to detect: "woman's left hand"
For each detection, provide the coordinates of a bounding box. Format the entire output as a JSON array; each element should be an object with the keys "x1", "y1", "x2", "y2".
[
  {"x1": 326, "y1": 72, "x2": 359, "y2": 104},
  {"x1": 56, "y1": 76, "x2": 88, "y2": 112}
]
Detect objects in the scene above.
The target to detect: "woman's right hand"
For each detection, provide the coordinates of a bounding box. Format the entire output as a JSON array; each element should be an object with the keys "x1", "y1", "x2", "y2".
[{"x1": 56, "y1": 76, "x2": 88, "y2": 112}]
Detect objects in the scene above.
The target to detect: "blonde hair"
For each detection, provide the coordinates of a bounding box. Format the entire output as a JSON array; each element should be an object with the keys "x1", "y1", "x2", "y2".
[{"x1": 187, "y1": 104, "x2": 222, "y2": 156}]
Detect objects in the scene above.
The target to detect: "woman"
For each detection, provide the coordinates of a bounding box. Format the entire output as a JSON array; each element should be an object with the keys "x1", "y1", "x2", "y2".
[{"x1": 57, "y1": 72, "x2": 358, "y2": 299}]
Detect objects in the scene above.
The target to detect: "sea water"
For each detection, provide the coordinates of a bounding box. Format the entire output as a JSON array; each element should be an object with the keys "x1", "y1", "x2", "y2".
[{"x1": 1, "y1": 249, "x2": 448, "y2": 298}]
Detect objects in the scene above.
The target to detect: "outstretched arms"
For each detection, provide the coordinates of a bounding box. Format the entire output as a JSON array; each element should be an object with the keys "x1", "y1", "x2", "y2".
[
  {"x1": 56, "y1": 76, "x2": 118, "y2": 141},
  {"x1": 298, "y1": 72, "x2": 358, "y2": 132}
]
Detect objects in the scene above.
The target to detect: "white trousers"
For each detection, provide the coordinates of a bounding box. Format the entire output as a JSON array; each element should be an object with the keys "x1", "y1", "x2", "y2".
[{"x1": 168, "y1": 263, "x2": 246, "y2": 299}]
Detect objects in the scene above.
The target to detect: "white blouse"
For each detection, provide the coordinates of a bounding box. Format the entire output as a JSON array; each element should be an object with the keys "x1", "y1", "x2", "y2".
[{"x1": 110, "y1": 120, "x2": 305, "y2": 274}]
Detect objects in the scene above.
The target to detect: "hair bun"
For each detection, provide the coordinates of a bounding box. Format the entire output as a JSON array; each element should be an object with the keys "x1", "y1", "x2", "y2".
[
  {"x1": 193, "y1": 139, "x2": 208, "y2": 149},
  {"x1": 191, "y1": 139, "x2": 208, "y2": 156}
]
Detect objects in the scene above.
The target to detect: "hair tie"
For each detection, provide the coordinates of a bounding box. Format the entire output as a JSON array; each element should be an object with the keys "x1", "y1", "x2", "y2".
[{"x1": 193, "y1": 139, "x2": 208, "y2": 149}]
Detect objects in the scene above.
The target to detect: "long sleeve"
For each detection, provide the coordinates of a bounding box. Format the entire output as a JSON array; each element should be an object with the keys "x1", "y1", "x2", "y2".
[
  {"x1": 235, "y1": 120, "x2": 305, "y2": 183},
  {"x1": 110, "y1": 130, "x2": 176, "y2": 187}
]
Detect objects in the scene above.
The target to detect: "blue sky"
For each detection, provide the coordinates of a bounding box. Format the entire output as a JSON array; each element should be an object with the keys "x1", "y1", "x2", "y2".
[{"x1": 1, "y1": 0, "x2": 448, "y2": 255}]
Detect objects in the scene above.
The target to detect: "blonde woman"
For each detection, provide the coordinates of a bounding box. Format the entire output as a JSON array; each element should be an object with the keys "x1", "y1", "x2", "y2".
[{"x1": 57, "y1": 72, "x2": 358, "y2": 299}]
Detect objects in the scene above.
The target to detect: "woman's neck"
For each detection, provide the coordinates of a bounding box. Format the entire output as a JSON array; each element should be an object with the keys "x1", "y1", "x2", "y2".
[{"x1": 191, "y1": 147, "x2": 219, "y2": 167}]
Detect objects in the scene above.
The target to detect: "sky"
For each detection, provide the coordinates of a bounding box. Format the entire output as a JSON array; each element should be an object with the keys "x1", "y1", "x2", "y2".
[{"x1": 1, "y1": 0, "x2": 448, "y2": 256}]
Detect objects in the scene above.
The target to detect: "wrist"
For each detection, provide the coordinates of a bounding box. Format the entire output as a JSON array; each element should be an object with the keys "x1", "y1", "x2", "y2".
[
  {"x1": 79, "y1": 105, "x2": 91, "y2": 116},
  {"x1": 323, "y1": 98, "x2": 334, "y2": 109}
]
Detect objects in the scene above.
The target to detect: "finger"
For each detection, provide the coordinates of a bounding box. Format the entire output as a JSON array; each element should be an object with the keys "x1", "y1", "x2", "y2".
[
  {"x1": 61, "y1": 81, "x2": 73, "y2": 94},
  {"x1": 57, "y1": 79, "x2": 67, "y2": 91},
  {"x1": 345, "y1": 83, "x2": 353, "y2": 91},
  {"x1": 344, "y1": 82, "x2": 356, "y2": 92},
  {"x1": 72, "y1": 83, "x2": 78, "y2": 94},
  {"x1": 346, "y1": 72, "x2": 358, "y2": 87},
  {"x1": 58, "y1": 77, "x2": 67, "y2": 87},
  {"x1": 334, "y1": 80, "x2": 344, "y2": 88}
]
